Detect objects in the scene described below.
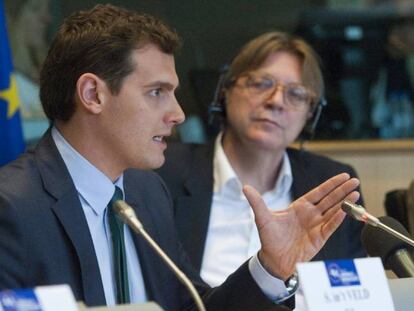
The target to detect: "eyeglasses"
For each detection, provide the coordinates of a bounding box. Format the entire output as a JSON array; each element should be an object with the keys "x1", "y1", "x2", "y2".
[{"x1": 233, "y1": 74, "x2": 315, "y2": 109}]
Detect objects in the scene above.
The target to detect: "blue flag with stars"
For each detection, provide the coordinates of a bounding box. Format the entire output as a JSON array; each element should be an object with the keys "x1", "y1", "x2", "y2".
[{"x1": 0, "y1": 1, "x2": 25, "y2": 166}]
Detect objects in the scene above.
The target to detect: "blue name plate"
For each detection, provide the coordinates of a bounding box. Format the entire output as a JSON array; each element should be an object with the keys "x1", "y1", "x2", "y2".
[
  {"x1": 0, "y1": 289, "x2": 41, "y2": 311},
  {"x1": 0, "y1": 285, "x2": 78, "y2": 311},
  {"x1": 325, "y1": 259, "x2": 361, "y2": 287}
]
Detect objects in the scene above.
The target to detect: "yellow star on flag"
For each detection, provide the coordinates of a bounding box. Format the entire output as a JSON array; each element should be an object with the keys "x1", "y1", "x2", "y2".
[{"x1": 0, "y1": 74, "x2": 20, "y2": 118}]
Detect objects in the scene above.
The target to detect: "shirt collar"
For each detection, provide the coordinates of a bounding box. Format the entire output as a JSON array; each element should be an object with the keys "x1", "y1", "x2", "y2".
[
  {"x1": 213, "y1": 132, "x2": 241, "y2": 195},
  {"x1": 213, "y1": 132, "x2": 293, "y2": 198},
  {"x1": 51, "y1": 127, "x2": 124, "y2": 216}
]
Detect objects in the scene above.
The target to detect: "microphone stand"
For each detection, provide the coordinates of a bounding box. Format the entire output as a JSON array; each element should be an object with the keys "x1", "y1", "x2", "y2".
[
  {"x1": 114, "y1": 200, "x2": 207, "y2": 311},
  {"x1": 376, "y1": 222, "x2": 414, "y2": 248},
  {"x1": 342, "y1": 201, "x2": 414, "y2": 247}
]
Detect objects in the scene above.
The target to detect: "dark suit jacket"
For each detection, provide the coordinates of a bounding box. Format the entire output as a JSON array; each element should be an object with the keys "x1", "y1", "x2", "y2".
[
  {"x1": 0, "y1": 132, "x2": 291, "y2": 311},
  {"x1": 156, "y1": 142, "x2": 366, "y2": 272}
]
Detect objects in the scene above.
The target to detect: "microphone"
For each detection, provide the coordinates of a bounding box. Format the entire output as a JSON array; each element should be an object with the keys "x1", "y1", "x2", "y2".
[
  {"x1": 341, "y1": 201, "x2": 380, "y2": 226},
  {"x1": 113, "y1": 200, "x2": 206, "y2": 311},
  {"x1": 361, "y1": 216, "x2": 414, "y2": 278},
  {"x1": 341, "y1": 201, "x2": 414, "y2": 247}
]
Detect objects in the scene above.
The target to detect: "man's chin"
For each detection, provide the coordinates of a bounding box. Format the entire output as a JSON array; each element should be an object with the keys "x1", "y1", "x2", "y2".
[
  {"x1": 152, "y1": 159, "x2": 165, "y2": 170},
  {"x1": 145, "y1": 157, "x2": 165, "y2": 170},
  {"x1": 129, "y1": 153, "x2": 165, "y2": 171}
]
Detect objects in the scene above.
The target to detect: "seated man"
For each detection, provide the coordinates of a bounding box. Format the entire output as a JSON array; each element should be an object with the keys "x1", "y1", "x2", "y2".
[
  {"x1": 0, "y1": 5, "x2": 360, "y2": 311},
  {"x1": 157, "y1": 32, "x2": 366, "y2": 308}
]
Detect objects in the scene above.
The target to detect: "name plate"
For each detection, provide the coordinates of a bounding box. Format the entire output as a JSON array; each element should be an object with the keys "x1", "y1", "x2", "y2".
[
  {"x1": 297, "y1": 258, "x2": 395, "y2": 311},
  {"x1": 0, "y1": 284, "x2": 78, "y2": 311}
]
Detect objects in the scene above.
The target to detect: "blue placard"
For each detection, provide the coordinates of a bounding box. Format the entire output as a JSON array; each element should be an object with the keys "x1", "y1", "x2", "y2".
[
  {"x1": 325, "y1": 259, "x2": 361, "y2": 287},
  {"x1": 0, "y1": 289, "x2": 42, "y2": 311}
]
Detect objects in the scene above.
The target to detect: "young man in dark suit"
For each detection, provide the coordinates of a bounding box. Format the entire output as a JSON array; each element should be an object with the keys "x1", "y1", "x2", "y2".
[
  {"x1": 0, "y1": 7, "x2": 360, "y2": 311},
  {"x1": 157, "y1": 32, "x2": 366, "y2": 309}
]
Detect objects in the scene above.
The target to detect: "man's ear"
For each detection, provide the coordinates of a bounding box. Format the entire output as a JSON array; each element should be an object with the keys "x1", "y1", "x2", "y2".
[{"x1": 76, "y1": 73, "x2": 109, "y2": 115}]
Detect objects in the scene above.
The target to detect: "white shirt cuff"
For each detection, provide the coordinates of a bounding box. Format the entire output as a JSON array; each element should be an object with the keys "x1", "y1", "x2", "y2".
[{"x1": 248, "y1": 254, "x2": 297, "y2": 303}]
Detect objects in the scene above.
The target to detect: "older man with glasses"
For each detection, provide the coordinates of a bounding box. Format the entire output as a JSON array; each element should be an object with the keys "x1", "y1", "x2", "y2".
[{"x1": 156, "y1": 31, "x2": 366, "y2": 309}]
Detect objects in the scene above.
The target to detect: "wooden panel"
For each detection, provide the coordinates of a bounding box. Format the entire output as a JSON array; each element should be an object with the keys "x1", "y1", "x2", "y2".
[{"x1": 294, "y1": 139, "x2": 414, "y2": 216}]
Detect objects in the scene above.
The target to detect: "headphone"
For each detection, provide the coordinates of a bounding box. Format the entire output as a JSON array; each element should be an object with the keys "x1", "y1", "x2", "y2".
[
  {"x1": 300, "y1": 96, "x2": 327, "y2": 141},
  {"x1": 208, "y1": 65, "x2": 328, "y2": 141},
  {"x1": 208, "y1": 65, "x2": 229, "y2": 127}
]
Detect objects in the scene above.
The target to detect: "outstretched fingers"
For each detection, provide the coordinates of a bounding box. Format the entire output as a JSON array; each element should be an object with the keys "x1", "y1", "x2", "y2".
[
  {"x1": 321, "y1": 191, "x2": 360, "y2": 221},
  {"x1": 319, "y1": 191, "x2": 360, "y2": 240},
  {"x1": 319, "y1": 178, "x2": 360, "y2": 215},
  {"x1": 304, "y1": 173, "x2": 360, "y2": 215}
]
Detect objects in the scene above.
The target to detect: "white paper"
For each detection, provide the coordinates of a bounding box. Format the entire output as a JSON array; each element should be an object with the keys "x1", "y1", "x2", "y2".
[
  {"x1": 297, "y1": 257, "x2": 395, "y2": 311},
  {"x1": 35, "y1": 284, "x2": 79, "y2": 311}
]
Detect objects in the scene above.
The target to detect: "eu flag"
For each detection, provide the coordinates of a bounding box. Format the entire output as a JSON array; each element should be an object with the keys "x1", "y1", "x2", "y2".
[{"x1": 0, "y1": 1, "x2": 25, "y2": 166}]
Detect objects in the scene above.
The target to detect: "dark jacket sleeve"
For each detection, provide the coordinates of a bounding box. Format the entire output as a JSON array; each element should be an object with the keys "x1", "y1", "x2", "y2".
[{"x1": 0, "y1": 193, "x2": 27, "y2": 289}]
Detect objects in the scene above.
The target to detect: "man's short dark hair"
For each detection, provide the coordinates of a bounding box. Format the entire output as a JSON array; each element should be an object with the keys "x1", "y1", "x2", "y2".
[{"x1": 40, "y1": 4, "x2": 181, "y2": 122}]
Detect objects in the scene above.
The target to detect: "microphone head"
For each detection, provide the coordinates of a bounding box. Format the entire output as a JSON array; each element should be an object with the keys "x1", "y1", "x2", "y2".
[
  {"x1": 341, "y1": 201, "x2": 354, "y2": 216},
  {"x1": 361, "y1": 216, "x2": 412, "y2": 269},
  {"x1": 113, "y1": 200, "x2": 143, "y2": 229},
  {"x1": 341, "y1": 201, "x2": 374, "y2": 223},
  {"x1": 113, "y1": 200, "x2": 137, "y2": 219}
]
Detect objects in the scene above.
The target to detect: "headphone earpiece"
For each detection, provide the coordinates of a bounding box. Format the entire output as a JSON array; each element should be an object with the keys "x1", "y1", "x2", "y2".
[
  {"x1": 300, "y1": 97, "x2": 327, "y2": 142},
  {"x1": 208, "y1": 65, "x2": 229, "y2": 126}
]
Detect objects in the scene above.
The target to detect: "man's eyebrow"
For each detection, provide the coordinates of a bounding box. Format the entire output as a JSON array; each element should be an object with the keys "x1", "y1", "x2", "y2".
[{"x1": 144, "y1": 81, "x2": 180, "y2": 91}]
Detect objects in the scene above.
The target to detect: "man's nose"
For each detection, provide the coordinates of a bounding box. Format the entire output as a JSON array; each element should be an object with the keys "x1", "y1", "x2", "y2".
[
  {"x1": 168, "y1": 98, "x2": 185, "y2": 125},
  {"x1": 264, "y1": 85, "x2": 285, "y2": 108}
]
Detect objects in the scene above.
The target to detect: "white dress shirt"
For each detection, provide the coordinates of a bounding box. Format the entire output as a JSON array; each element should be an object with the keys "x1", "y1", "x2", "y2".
[
  {"x1": 52, "y1": 127, "x2": 147, "y2": 306},
  {"x1": 201, "y1": 133, "x2": 307, "y2": 309},
  {"x1": 201, "y1": 133, "x2": 293, "y2": 286}
]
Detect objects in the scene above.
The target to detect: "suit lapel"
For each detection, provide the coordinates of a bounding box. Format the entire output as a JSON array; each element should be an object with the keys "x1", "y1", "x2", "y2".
[
  {"x1": 175, "y1": 144, "x2": 214, "y2": 272},
  {"x1": 35, "y1": 131, "x2": 106, "y2": 305},
  {"x1": 288, "y1": 148, "x2": 314, "y2": 200}
]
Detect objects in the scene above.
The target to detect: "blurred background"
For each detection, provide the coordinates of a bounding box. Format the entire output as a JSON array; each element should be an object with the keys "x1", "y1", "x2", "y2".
[{"x1": 4, "y1": 0, "x2": 414, "y2": 145}]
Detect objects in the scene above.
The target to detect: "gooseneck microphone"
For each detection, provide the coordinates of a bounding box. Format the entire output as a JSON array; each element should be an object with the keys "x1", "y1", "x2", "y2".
[
  {"x1": 341, "y1": 201, "x2": 414, "y2": 247},
  {"x1": 361, "y1": 216, "x2": 414, "y2": 278},
  {"x1": 113, "y1": 200, "x2": 206, "y2": 311}
]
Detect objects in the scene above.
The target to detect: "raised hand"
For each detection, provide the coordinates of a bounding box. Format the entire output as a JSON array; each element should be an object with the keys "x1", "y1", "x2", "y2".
[{"x1": 243, "y1": 173, "x2": 360, "y2": 280}]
